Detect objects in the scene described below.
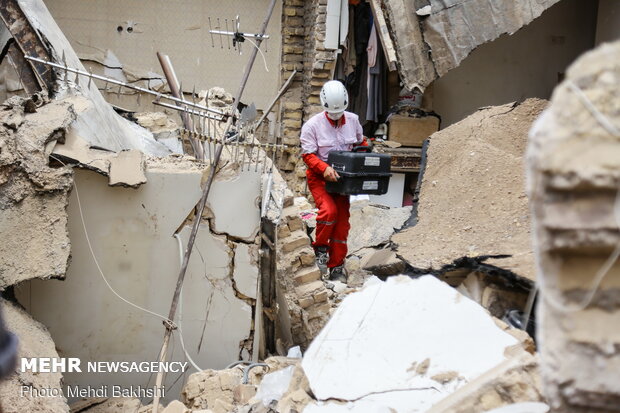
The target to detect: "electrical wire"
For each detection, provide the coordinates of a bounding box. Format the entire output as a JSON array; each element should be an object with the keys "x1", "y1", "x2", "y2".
[
  {"x1": 174, "y1": 233, "x2": 205, "y2": 373},
  {"x1": 246, "y1": 38, "x2": 269, "y2": 73},
  {"x1": 15, "y1": 133, "x2": 176, "y2": 326}
]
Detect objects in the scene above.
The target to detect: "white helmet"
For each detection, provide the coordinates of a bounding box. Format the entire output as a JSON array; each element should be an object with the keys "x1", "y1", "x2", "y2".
[{"x1": 320, "y1": 80, "x2": 348, "y2": 114}]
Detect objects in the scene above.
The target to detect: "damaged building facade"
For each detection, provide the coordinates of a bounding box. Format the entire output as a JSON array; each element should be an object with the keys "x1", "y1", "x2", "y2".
[{"x1": 0, "y1": 0, "x2": 620, "y2": 412}]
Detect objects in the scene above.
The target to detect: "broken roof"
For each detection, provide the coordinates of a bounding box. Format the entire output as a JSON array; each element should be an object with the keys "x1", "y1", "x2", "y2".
[{"x1": 383, "y1": 0, "x2": 561, "y2": 90}]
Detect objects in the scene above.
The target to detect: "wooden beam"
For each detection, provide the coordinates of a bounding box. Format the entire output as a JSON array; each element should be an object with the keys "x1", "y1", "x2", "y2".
[{"x1": 368, "y1": 0, "x2": 398, "y2": 72}]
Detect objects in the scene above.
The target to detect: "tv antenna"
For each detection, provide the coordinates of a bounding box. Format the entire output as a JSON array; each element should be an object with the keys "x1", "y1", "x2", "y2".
[{"x1": 208, "y1": 15, "x2": 269, "y2": 55}]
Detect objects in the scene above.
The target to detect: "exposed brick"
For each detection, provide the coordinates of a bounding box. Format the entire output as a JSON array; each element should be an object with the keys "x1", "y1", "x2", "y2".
[
  {"x1": 284, "y1": 101, "x2": 303, "y2": 111},
  {"x1": 308, "y1": 95, "x2": 321, "y2": 104},
  {"x1": 313, "y1": 289, "x2": 329, "y2": 303},
  {"x1": 282, "y1": 232, "x2": 308, "y2": 252},
  {"x1": 299, "y1": 248, "x2": 316, "y2": 266},
  {"x1": 283, "y1": 118, "x2": 302, "y2": 128},
  {"x1": 283, "y1": 110, "x2": 302, "y2": 120},
  {"x1": 307, "y1": 302, "x2": 331, "y2": 320},
  {"x1": 295, "y1": 280, "x2": 325, "y2": 298},
  {"x1": 287, "y1": 215, "x2": 303, "y2": 231},
  {"x1": 284, "y1": 7, "x2": 298, "y2": 16},
  {"x1": 294, "y1": 267, "x2": 321, "y2": 285},
  {"x1": 298, "y1": 296, "x2": 314, "y2": 309},
  {"x1": 278, "y1": 224, "x2": 291, "y2": 238},
  {"x1": 282, "y1": 136, "x2": 300, "y2": 146},
  {"x1": 283, "y1": 45, "x2": 304, "y2": 54}
]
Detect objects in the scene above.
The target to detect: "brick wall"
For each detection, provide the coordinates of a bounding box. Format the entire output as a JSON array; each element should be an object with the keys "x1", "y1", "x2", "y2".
[{"x1": 277, "y1": 0, "x2": 338, "y2": 196}]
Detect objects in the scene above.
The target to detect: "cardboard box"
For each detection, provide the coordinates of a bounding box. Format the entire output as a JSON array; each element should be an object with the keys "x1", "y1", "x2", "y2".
[{"x1": 388, "y1": 115, "x2": 440, "y2": 147}]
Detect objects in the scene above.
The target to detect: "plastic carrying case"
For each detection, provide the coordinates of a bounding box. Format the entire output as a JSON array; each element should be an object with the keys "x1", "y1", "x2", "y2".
[{"x1": 325, "y1": 146, "x2": 392, "y2": 195}]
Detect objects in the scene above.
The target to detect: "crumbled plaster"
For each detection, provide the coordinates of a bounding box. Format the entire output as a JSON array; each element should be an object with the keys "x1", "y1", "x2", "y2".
[
  {"x1": 108, "y1": 149, "x2": 146, "y2": 187},
  {"x1": 0, "y1": 96, "x2": 74, "y2": 290}
]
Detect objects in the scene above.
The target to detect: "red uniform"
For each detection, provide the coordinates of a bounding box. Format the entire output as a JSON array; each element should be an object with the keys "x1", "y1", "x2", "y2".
[{"x1": 300, "y1": 111, "x2": 366, "y2": 268}]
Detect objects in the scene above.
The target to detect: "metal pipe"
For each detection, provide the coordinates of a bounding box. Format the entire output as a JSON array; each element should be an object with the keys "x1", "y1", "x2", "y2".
[{"x1": 156, "y1": 52, "x2": 202, "y2": 158}]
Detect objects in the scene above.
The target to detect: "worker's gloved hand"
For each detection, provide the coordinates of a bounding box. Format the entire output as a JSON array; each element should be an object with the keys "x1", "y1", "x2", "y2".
[{"x1": 323, "y1": 166, "x2": 340, "y2": 182}]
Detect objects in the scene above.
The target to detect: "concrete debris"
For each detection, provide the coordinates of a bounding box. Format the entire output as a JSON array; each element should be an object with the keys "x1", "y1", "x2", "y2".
[
  {"x1": 72, "y1": 398, "x2": 141, "y2": 413},
  {"x1": 181, "y1": 356, "x2": 302, "y2": 413},
  {"x1": 393, "y1": 98, "x2": 548, "y2": 282},
  {"x1": 347, "y1": 201, "x2": 412, "y2": 254},
  {"x1": 0, "y1": 96, "x2": 74, "y2": 289},
  {"x1": 383, "y1": 0, "x2": 561, "y2": 90},
  {"x1": 0, "y1": 299, "x2": 70, "y2": 413},
  {"x1": 134, "y1": 112, "x2": 182, "y2": 154},
  {"x1": 107, "y1": 149, "x2": 147, "y2": 187},
  {"x1": 527, "y1": 40, "x2": 620, "y2": 411},
  {"x1": 427, "y1": 351, "x2": 543, "y2": 413},
  {"x1": 199, "y1": 87, "x2": 234, "y2": 109},
  {"x1": 254, "y1": 365, "x2": 296, "y2": 406},
  {"x1": 302, "y1": 275, "x2": 526, "y2": 412},
  {"x1": 359, "y1": 248, "x2": 406, "y2": 277},
  {"x1": 135, "y1": 112, "x2": 179, "y2": 134}
]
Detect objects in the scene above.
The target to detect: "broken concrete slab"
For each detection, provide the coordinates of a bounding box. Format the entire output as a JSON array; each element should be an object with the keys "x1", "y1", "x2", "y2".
[
  {"x1": 383, "y1": 0, "x2": 561, "y2": 89},
  {"x1": 426, "y1": 351, "x2": 543, "y2": 413},
  {"x1": 393, "y1": 99, "x2": 547, "y2": 282},
  {"x1": 0, "y1": 97, "x2": 74, "y2": 289},
  {"x1": 0, "y1": 299, "x2": 70, "y2": 413},
  {"x1": 302, "y1": 275, "x2": 520, "y2": 412},
  {"x1": 107, "y1": 149, "x2": 147, "y2": 187},
  {"x1": 347, "y1": 202, "x2": 411, "y2": 254},
  {"x1": 207, "y1": 169, "x2": 262, "y2": 242},
  {"x1": 233, "y1": 243, "x2": 259, "y2": 300},
  {"x1": 359, "y1": 248, "x2": 406, "y2": 276},
  {"x1": 421, "y1": 0, "x2": 561, "y2": 78}
]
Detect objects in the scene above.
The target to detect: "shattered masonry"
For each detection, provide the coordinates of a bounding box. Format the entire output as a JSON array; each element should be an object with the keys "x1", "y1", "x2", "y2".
[{"x1": 528, "y1": 40, "x2": 620, "y2": 412}]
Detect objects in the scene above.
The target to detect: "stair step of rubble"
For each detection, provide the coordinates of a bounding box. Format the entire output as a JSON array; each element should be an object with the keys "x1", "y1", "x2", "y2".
[
  {"x1": 294, "y1": 266, "x2": 321, "y2": 285},
  {"x1": 281, "y1": 231, "x2": 309, "y2": 253},
  {"x1": 295, "y1": 280, "x2": 324, "y2": 299}
]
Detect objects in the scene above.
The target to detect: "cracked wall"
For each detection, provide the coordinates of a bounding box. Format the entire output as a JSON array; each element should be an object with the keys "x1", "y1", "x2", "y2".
[{"x1": 15, "y1": 159, "x2": 262, "y2": 404}]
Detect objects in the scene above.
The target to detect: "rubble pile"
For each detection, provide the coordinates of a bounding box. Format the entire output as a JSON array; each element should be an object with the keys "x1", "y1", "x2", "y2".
[
  {"x1": 104, "y1": 275, "x2": 541, "y2": 413},
  {"x1": 393, "y1": 98, "x2": 547, "y2": 282}
]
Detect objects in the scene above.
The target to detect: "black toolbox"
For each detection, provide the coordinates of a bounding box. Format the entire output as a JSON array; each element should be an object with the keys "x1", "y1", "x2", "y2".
[{"x1": 325, "y1": 147, "x2": 392, "y2": 195}]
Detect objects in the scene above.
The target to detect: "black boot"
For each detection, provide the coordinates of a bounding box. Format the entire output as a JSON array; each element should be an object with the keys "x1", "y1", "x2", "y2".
[{"x1": 329, "y1": 264, "x2": 347, "y2": 283}]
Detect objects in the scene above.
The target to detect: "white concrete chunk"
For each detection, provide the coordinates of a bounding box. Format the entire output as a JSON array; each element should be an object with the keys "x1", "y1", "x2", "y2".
[
  {"x1": 233, "y1": 243, "x2": 259, "y2": 299},
  {"x1": 301, "y1": 275, "x2": 519, "y2": 411},
  {"x1": 207, "y1": 169, "x2": 261, "y2": 241}
]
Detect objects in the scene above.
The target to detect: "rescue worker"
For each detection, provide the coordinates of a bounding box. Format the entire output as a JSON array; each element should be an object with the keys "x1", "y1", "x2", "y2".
[{"x1": 300, "y1": 80, "x2": 367, "y2": 282}]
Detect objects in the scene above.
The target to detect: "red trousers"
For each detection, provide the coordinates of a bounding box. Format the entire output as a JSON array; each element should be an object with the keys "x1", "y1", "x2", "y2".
[{"x1": 307, "y1": 170, "x2": 350, "y2": 268}]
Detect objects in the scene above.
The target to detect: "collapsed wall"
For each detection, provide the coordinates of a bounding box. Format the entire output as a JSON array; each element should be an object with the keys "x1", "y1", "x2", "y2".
[
  {"x1": 393, "y1": 98, "x2": 546, "y2": 286},
  {"x1": 527, "y1": 40, "x2": 620, "y2": 412}
]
